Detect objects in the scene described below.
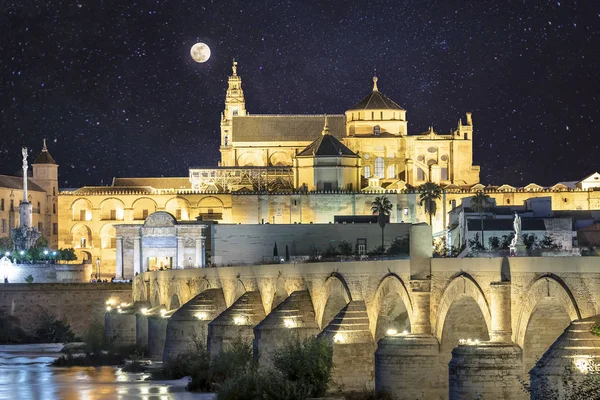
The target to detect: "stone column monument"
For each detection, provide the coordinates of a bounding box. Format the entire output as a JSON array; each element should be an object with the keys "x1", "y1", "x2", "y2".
[{"x1": 12, "y1": 147, "x2": 41, "y2": 250}]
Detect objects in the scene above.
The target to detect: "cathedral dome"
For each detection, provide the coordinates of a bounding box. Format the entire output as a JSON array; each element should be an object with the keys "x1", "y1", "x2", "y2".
[
  {"x1": 348, "y1": 77, "x2": 404, "y2": 111},
  {"x1": 296, "y1": 117, "x2": 358, "y2": 158}
]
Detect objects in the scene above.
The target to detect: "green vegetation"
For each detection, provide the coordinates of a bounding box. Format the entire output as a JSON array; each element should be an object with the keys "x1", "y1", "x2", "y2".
[
  {"x1": 591, "y1": 325, "x2": 600, "y2": 337},
  {"x1": 35, "y1": 310, "x2": 76, "y2": 343},
  {"x1": 371, "y1": 196, "x2": 393, "y2": 248},
  {"x1": 217, "y1": 337, "x2": 333, "y2": 400},
  {"x1": 24, "y1": 274, "x2": 34, "y2": 283},
  {"x1": 418, "y1": 182, "x2": 442, "y2": 226},
  {"x1": 0, "y1": 309, "x2": 76, "y2": 344}
]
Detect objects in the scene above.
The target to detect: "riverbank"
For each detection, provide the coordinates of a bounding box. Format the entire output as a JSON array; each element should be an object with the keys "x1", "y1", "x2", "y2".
[{"x1": 0, "y1": 344, "x2": 214, "y2": 400}]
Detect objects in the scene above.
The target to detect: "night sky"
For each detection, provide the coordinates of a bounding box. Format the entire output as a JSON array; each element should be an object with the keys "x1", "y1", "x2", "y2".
[{"x1": 1, "y1": 0, "x2": 599, "y2": 188}]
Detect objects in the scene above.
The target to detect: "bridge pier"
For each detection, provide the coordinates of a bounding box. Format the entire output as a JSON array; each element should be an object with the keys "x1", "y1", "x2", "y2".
[
  {"x1": 448, "y1": 280, "x2": 526, "y2": 399},
  {"x1": 253, "y1": 290, "x2": 320, "y2": 366},
  {"x1": 163, "y1": 288, "x2": 226, "y2": 362},
  {"x1": 147, "y1": 309, "x2": 169, "y2": 360},
  {"x1": 319, "y1": 300, "x2": 375, "y2": 392},
  {"x1": 375, "y1": 334, "x2": 445, "y2": 400},
  {"x1": 449, "y1": 343, "x2": 525, "y2": 400},
  {"x1": 104, "y1": 306, "x2": 137, "y2": 346},
  {"x1": 207, "y1": 291, "x2": 266, "y2": 358},
  {"x1": 530, "y1": 315, "x2": 600, "y2": 400}
]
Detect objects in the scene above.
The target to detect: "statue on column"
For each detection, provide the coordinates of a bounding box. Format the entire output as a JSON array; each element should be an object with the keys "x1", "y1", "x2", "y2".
[{"x1": 12, "y1": 146, "x2": 41, "y2": 251}]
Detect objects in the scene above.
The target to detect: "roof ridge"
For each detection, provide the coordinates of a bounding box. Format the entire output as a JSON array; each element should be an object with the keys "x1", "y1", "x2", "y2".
[{"x1": 235, "y1": 114, "x2": 345, "y2": 118}]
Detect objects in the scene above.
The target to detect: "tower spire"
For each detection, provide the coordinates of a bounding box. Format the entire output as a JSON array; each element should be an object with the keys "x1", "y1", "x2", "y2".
[
  {"x1": 321, "y1": 115, "x2": 330, "y2": 136},
  {"x1": 232, "y1": 58, "x2": 237, "y2": 76},
  {"x1": 42, "y1": 138, "x2": 47, "y2": 151},
  {"x1": 373, "y1": 76, "x2": 379, "y2": 92}
]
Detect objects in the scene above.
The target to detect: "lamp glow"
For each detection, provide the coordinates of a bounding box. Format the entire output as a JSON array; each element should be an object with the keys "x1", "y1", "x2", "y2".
[
  {"x1": 386, "y1": 328, "x2": 398, "y2": 336},
  {"x1": 43, "y1": 250, "x2": 49, "y2": 255},
  {"x1": 141, "y1": 308, "x2": 148, "y2": 315},
  {"x1": 194, "y1": 312, "x2": 208, "y2": 320},
  {"x1": 19, "y1": 250, "x2": 24, "y2": 255},
  {"x1": 402, "y1": 330, "x2": 408, "y2": 336},
  {"x1": 283, "y1": 318, "x2": 296, "y2": 328},
  {"x1": 233, "y1": 316, "x2": 246, "y2": 325},
  {"x1": 106, "y1": 306, "x2": 112, "y2": 312},
  {"x1": 333, "y1": 333, "x2": 345, "y2": 343},
  {"x1": 4, "y1": 252, "x2": 9, "y2": 256},
  {"x1": 160, "y1": 309, "x2": 167, "y2": 318},
  {"x1": 106, "y1": 299, "x2": 116, "y2": 306}
]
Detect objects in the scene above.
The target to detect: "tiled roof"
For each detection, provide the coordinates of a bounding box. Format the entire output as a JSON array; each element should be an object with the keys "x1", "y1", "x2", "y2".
[
  {"x1": 112, "y1": 177, "x2": 191, "y2": 189},
  {"x1": 349, "y1": 90, "x2": 404, "y2": 111},
  {"x1": 231, "y1": 114, "x2": 345, "y2": 142},
  {"x1": 296, "y1": 134, "x2": 358, "y2": 158},
  {"x1": 69, "y1": 186, "x2": 156, "y2": 195},
  {"x1": 0, "y1": 174, "x2": 46, "y2": 192},
  {"x1": 33, "y1": 149, "x2": 56, "y2": 164}
]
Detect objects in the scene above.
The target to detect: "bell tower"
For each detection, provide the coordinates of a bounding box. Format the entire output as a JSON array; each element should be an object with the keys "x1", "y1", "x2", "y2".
[{"x1": 220, "y1": 59, "x2": 246, "y2": 166}]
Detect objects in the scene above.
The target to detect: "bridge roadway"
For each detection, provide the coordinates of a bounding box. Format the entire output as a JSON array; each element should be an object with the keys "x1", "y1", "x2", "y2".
[{"x1": 108, "y1": 225, "x2": 600, "y2": 399}]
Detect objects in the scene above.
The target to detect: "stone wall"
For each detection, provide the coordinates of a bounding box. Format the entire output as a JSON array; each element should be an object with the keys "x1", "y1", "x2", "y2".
[
  {"x1": 0, "y1": 283, "x2": 132, "y2": 337},
  {"x1": 1, "y1": 262, "x2": 92, "y2": 284},
  {"x1": 210, "y1": 222, "x2": 411, "y2": 266}
]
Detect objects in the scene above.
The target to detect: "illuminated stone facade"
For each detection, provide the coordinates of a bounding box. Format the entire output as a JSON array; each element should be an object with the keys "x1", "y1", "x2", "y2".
[
  {"x1": 56, "y1": 62, "x2": 600, "y2": 277},
  {"x1": 0, "y1": 142, "x2": 59, "y2": 248}
]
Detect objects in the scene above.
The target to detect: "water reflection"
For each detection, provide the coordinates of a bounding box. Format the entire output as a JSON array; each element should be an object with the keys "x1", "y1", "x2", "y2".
[{"x1": 0, "y1": 345, "x2": 212, "y2": 400}]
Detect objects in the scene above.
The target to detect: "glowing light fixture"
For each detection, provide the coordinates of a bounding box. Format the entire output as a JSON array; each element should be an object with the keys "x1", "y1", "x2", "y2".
[
  {"x1": 283, "y1": 318, "x2": 296, "y2": 328},
  {"x1": 194, "y1": 312, "x2": 208, "y2": 320},
  {"x1": 386, "y1": 328, "x2": 398, "y2": 336},
  {"x1": 333, "y1": 333, "x2": 345, "y2": 343},
  {"x1": 233, "y1": 316, "x2": 246, "y2": 325},
  {"x1": 160, "y1": 309, "x2": 167, "y2": 318},
  {"x1": 106, "y1": 306, "x2": 112, "y2": 312},
  {"x1": 106, "y1": 299, "x2": 116, "y2": 306},
  {"x1": 19, "y1": 250, "x2": 25, "y2": 255},
  {"x1": 43, "y1": 250, "x2": 49, "y2": 255},
  {"x1": 141, "y1": 308, "x2": 148, "y2": 315},
  {"x1": 4, "y1": 251, "x2": 9, "y2": 256},
  {"x1": 120, "y1": 302, "x2": 128, "y2": 307},
  {"x1": 402, "y1": 330, "x2": 409, "y2": 336}
]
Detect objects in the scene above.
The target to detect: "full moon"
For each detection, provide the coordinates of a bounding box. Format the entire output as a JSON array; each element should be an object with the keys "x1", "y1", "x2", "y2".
[{"x1": 190, "y1": 42, "x2": 211, "y2": 63}]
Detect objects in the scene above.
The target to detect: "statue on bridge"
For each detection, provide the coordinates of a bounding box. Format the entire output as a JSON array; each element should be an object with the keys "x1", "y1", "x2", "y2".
[{"x1": 509, "y1": 212, "x2": 526, "y2": 256}]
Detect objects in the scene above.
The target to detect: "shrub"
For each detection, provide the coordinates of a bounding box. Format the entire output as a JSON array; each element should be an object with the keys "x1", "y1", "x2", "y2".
[
  {"x1": 388, "y1": 237, "x2": 409, "y2": 255},
  {"x1": 84, "y1": 320, "x2": 107, "y2": 354},
  {"x1": 25, "y1": 274, "x2": 34, "y2": 284},
  {"x1": 368, "y1": 245, "x2": 386, "y2": 256},
  {"x1": 338, "y1": 241, "x2": 353, "y2": 256},
  {"x1": 0, "y1": 313, "x2": 29, "y2": 344},
  {"x1": 210, "y1": 338, "x2": 254, "y2": 386},
  {"x1": 488, "y1": 236, "x2": 500, "y2": 250},
  {"x1": 217, "y1": 371, "x2": 309, "y2": 400},
  {"x1": 323, "y1": 244, "x2": 339, "y2": 259},
  {"x1": 272, "y1": 337, "x2": 333, "y2": 398},
  {"x1": 35, "y1": 310, "x2": 76, "y2": 343}
]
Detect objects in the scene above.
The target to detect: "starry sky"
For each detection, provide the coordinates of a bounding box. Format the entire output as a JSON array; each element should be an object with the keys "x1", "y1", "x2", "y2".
[{"x1": 1, "y1": 0, "x2": 599, "y2": 188}]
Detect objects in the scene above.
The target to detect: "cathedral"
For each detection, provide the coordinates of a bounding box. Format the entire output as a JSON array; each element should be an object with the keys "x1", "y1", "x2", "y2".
[
  {"x1": 196, "y1": 61, "x2": 479, "y2": 193},
  {"x1": 56, "y1": 61, "x2": 600, "y2": 275}
]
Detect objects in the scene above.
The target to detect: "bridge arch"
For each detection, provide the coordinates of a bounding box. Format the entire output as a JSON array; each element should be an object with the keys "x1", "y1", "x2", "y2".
[
  {"x1": 371, "y1": 273, "x2": 414, "y2": 340},
  {"x1": 434, "y1": 273, "x2": 492, "y2": 343},
  {"x1": 516, "y1": 274, "x2": 581, "y2": 375},
  {"x1": 317, "y1": 272, "x2": 352, "y2": 330}
]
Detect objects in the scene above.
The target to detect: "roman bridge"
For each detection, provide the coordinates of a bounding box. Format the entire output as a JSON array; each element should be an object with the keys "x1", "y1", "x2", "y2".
[{"x1": 109, "y1": 224, "x2": 600, "y2": 399}]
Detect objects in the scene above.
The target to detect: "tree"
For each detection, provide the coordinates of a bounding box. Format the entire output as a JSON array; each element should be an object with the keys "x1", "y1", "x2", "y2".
[
  {"x1": 418, "y1": 182, "x2": 442, "y2": 226},
  {"x1": 337, "y1": 241, "x2": 353, "y2": 256},
  {"x1": 470, "y1": 191, "x2": 492, "y2": 248},
  {"x1": 488, "y1": 236, "x2": 500, "y2": 250},
  {"x1": 273, "y1": 242, "x2": 278, "y2": 257},
  {"x1": 285, "y1": 244, "x2": 290, "y2": 261},
  {"x1": 371, "y1": 196, "x2": 393, "y2": 249}
]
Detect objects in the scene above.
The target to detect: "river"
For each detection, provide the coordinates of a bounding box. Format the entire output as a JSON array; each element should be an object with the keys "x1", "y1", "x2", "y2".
[{"x1": 0, "y1": 344, "x2": 215, "y2": 400}]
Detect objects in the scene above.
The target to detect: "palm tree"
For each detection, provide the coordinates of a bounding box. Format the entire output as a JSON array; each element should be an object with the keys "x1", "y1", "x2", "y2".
[
  {"x1": 371, "y1": 196, "x2": 393, "y2": 249},
  {"x1": 470, "y1": 191, "x2": 492, "y2": 248},
  {"x1": 418, "y1": 182, "x2": 442, "y2": 226}
]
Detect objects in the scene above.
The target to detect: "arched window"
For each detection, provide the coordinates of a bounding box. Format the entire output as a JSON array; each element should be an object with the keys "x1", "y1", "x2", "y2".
[
  {"x1": 387, "y1": 165, "x2": 396, "y2": 179},
  {"x1": 364, "y1": 166, "x2": 371, "y2": 178},
  {"x1": 375, "y1": 157, "x2": 385, "y2": 178}
]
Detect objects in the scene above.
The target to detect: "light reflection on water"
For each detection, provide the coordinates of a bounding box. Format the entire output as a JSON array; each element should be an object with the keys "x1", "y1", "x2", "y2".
[{"x1": 0, "y1": 344, "x2": 213, "y2": 400}]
